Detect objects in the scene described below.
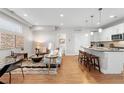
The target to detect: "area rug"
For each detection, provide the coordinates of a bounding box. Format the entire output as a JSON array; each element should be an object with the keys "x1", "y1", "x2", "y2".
[{"x1": 11, "y1": 60, "x2": 58, "y2": 75}]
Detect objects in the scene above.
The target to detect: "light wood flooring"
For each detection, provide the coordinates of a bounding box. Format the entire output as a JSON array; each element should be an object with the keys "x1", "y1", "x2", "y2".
[{"x1": 1, "y1": 56, "x2": 124, "y2": 84}]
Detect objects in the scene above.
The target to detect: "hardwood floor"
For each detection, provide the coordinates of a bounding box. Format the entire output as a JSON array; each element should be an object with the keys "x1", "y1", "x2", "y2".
[{"x1": 1, "y1": 56, "x2": 124, "y2": 84}]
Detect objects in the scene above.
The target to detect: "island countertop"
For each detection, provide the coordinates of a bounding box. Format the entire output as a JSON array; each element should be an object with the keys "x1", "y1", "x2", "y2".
[
  {"x1": 81, "y1": 47, "x2": 124, "y2": 52},
  {"x1": 81, "y1": 47, "x2": 124, "y2": 74}
]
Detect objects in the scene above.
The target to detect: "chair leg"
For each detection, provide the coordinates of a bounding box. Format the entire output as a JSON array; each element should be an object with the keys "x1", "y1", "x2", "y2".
[
  {"x1": 97, "y1": 59, "x2": 101, "y2": 72},
  {"x1": 93, "y1": 59, "x2": 96, "y2": 70},
  {"x1": 20, "y1": 67, "x2": 24, "y2": 78},
  {"x1": 9, "y1": 72, "x2": 11, "y2": 84}
]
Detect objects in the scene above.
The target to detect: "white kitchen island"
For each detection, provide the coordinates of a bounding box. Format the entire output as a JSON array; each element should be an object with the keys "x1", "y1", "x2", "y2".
[{"x1": 82, "y1": 47, "x2": 124, "y2": 74}]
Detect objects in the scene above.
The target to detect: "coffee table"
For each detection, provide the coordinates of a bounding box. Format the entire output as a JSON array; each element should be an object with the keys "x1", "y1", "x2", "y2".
[{"x1": 31, "y1": 55, "x2": 43, "y2": 63}]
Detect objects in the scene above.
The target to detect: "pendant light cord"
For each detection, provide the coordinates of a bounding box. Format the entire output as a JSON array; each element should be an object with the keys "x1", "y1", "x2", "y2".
[{"x1": 98, "y1": 8, "x2": 102, "y2": 24}]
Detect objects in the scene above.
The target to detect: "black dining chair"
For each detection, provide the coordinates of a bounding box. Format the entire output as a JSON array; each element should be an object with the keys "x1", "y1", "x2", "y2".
[
  {"x1": 0, "y1": 64, "x2": 11, "y2": 84},
  {"x1": 7, "y1": 59, "x2": 24, "y2": 83},
  {"x1": 0, "y1": 59, "x2": 24, "y2": 84}
]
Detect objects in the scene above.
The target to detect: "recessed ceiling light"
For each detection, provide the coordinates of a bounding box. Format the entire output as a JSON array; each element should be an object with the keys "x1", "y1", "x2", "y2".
[
  {"x1": 60, "y1": 23, "x2": 64, "y2": 26},
  {"x1": 109, "y1": 15, "x2": 117, "y2": 18},
  {"x1": 98, "y1": 28, "x2": 102, "y2": 32},
  {"x1": 85, "y1": 34, "x2": 89, "y2": 36},
  {"x1": 97, "y1": 22, "x2": 100, "y2": 25},
  {"x1": 90, "y1": 32, "x2": 94, "y2": 35},
  {"x1": 24, "y1": 14, "x2": 28, "y2": 17},
  {"x1": 60, "y1": 14, "x2": 64, "y2": 17}
]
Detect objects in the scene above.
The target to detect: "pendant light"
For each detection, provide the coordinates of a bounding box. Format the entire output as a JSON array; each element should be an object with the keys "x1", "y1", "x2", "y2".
[
  {"x1": 91, "y1": 15, "x2": 94, "y2": 24},
  {"x1": 98, "y1": 28, "x2": 102, "y2": 32},
  {"x1": 98, "y1": 8, "x2": 103, "y2": 33},
  {"x1": 90, "y1": 15, "x2": 94, "y2": 35}
]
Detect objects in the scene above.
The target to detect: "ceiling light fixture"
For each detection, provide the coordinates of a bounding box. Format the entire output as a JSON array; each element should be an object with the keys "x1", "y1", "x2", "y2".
[
  {"x1": 90, "y1": 32, "x2": 94, "y2": 35},
  {"x1": 60, "y1": 14, "x2": 64, "y2": 17},
  {"x1": 60, "y1": 23, "x2": 64, "y2": 26},
  {"x1": 98, "y1": 28, "x2": 102, "y2": 33},
  {"x1": 91, "y1": 15, "x2": 94, "y2": 24},
  {"x1": 24, "y1": 14, "x2": 28, "y2": 17},
  {"x1": 98, "y1": 8, "x2": 102, "y2": 24},
  {"x1": 109, "y1": 15, "x2": 117, "y2": 18},
  {"x1": 97, "y1": 22, "x2": 100, "y2": 25}
]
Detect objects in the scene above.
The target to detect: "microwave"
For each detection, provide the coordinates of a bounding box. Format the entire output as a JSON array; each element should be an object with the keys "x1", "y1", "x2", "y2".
[{"x1": 111, "y1": 34, "x2": 124, "y2": 41}]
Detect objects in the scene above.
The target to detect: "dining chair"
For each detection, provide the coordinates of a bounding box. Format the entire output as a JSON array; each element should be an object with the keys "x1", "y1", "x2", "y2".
[
  {"x1": 0, "y1": 59, "x2": 24, "y2": 84},
  {"x1": 0, "y1": 64, "x2": 11, "y2": 84}
]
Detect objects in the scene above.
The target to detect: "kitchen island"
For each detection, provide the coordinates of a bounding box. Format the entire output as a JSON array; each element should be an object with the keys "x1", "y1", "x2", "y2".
[{"x1": 82, "y1": 47, "x2": 124, "y2": 74}]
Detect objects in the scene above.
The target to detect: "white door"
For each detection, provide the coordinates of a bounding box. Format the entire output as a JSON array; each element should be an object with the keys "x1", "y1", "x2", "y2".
[
  {"x1": 75, "y1": 33, "x2": 90, "y2": 55},
  {"x1": 65, "y1": 32, "x2": 75, "y2": 55}
]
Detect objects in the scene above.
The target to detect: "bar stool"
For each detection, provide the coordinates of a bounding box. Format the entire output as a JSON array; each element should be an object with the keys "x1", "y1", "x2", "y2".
[
  {"x1": 85, "y1": 53, "x2": 94, "y2": 71},
  {"x1": 83, "y1": 52, "x2": 88, "y2": 67},
  {"x1": 78, "y1": 50, "x2": 86, "y2": 64},
  {"x1": 78, "y1": 50, "x2": 83, "y2": 63},
  {"x1": 91, "y1": 55, "x2": 101, "y2": 72}
]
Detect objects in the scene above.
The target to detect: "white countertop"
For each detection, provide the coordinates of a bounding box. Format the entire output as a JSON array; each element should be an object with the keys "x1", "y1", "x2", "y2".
[
  {"x1": 81, "y1": 47, "x2": 124, "y2": 52},
  {"x1": 82, "y1": 46, "x2": 124, "y2": 74}
]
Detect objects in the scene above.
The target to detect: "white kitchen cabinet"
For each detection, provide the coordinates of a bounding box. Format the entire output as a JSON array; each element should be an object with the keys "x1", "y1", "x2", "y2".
[
  {"x1": 104, "y1": 27, "x2": 112, "y2": 41},
  {"x1": 99, "y1": 28, "x2": 112, "y2": 41},
  {"x1": 91, "y1": 23, "x2": 124, "y2": 42},
  {"x1": 99, "y1": 23, "x2": 124, "y2": 41},
  {"x1": 112, "y1": 23, "x2": 124, "y2": 34},
  {"x1": 99, "y1": 30, "x2": 105, "y2": 41},
  {"x1": 90, "y1": 32, "x2": 100, "y2": 42}
]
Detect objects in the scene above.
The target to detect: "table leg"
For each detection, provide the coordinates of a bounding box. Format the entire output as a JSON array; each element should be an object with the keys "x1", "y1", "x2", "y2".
[{"x1": 48, "y1": 58, "x2": 51, "y2": 74}]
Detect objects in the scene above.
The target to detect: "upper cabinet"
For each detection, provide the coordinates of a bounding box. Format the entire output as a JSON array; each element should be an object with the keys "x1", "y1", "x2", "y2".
[
  {"x1": 112, "y1": 23, "x2": 124, "y2": 34},
  {"x1": 90, "y1": 32, "x2": 100, "y2": 42},
  {"x1": 90, "y1": 23, "x2": 124, "y2": 42},
  {"x1": 100, "y1": 27, "x2": 113, "y2": 41},
  {"x1": 98, "y1": 23, "x2": 124, "y2": 42}
]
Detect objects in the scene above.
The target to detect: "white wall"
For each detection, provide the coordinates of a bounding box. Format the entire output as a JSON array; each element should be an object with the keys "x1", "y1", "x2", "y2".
[
  {"x1": 23, "y1": 26, "x2": 33, "y2": 57},
  {"x1": 0, "y1": 12, "x2": 33, "y2": 58},
  {"x1": 33, "y1": 30, "x2": 57, "y2": 48},
  {"x1": 32, "y1": 28, "x2": 91, "y2": 55}
]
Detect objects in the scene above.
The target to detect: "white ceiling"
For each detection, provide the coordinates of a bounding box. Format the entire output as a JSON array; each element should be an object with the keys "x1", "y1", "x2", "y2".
[{"x1": 9, "y1": 8, "x2": 124, "y2": 29}]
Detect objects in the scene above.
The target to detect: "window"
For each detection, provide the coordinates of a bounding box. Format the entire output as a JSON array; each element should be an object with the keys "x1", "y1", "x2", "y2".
[{"x1": 0, "y1": 17, "x2": 22, "y2": 33}]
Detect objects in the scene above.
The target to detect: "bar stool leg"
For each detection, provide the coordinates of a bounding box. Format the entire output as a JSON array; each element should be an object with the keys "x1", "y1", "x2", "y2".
[
  {"x1": 93, "y1": 58, "x2": 96, "y2": 70},
  {"x1": 97, "y1": 58, "x2": 101, "y2": 72}
]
